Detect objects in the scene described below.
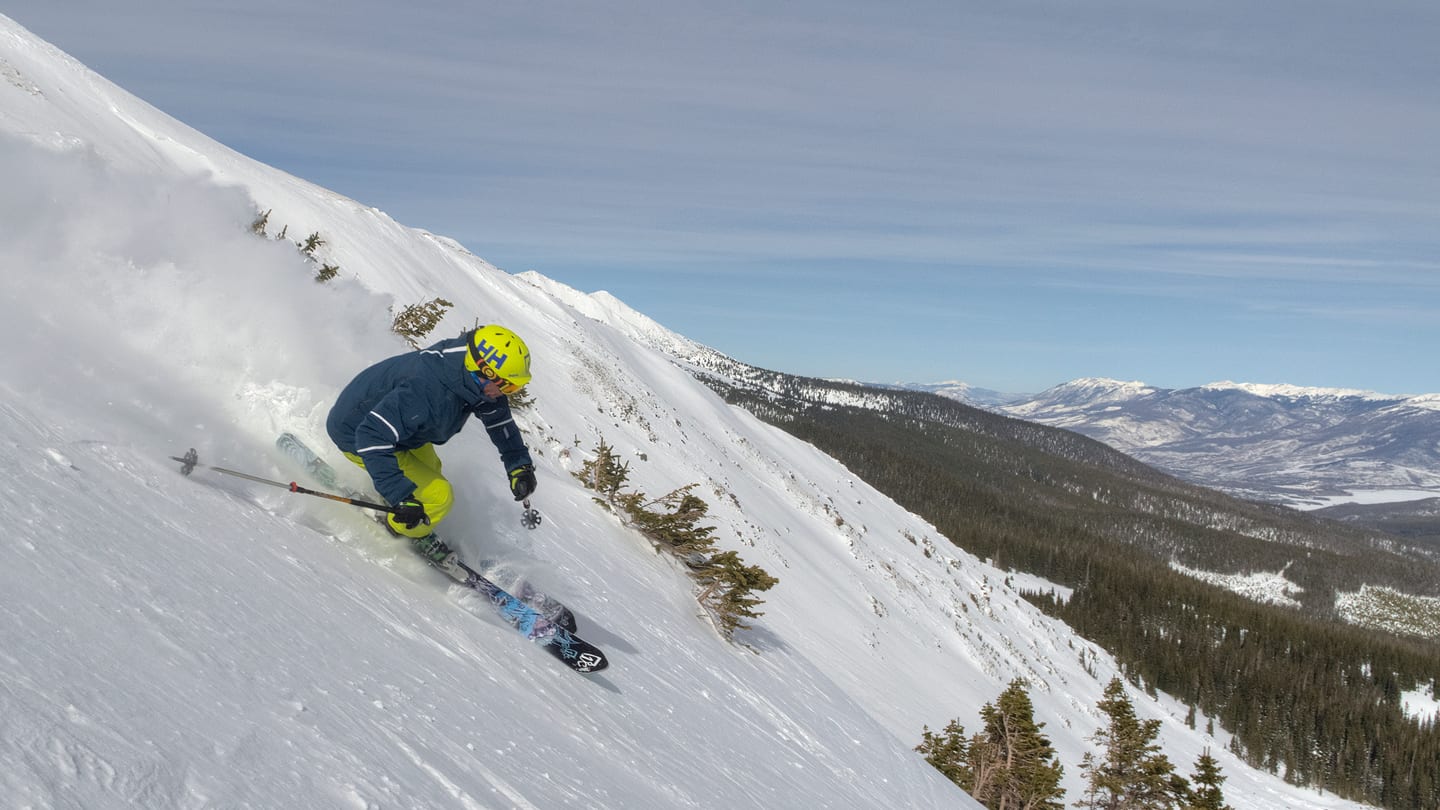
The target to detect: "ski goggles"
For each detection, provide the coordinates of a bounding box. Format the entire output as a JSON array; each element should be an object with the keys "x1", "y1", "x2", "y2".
[{"x1": 474, "y1": 364, "x2": 523, "y2": 395}]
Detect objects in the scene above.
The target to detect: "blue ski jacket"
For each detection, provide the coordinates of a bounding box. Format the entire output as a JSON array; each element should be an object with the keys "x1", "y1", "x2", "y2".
[{"x1": 325, "y1": 333, "x2": 533, "y2": 505}]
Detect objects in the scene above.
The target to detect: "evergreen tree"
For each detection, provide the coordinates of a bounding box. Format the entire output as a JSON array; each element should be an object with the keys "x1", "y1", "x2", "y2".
[
  {"x1": 574, "y1": 437, "x2": 630, "y2": 501},
  {"x1": 298, "y1": 231, "x2": 326, "y2": 256},
  {"x1": 249, "y1": 208, "x2": 271, "y2": 236},
  {"x1": 1182, "y1": 750, "x2": 1232, "y2": 810},
  {"x1": 390, "y1": 297, "x2": 453, "y2": 348},
  {"x1": 967, "y1": 679, "x2": 1066, "y2": 810},
  {"x1": 625, "y1": 485, "x2": 718, "y2": 557},
  {"x1": 573, "y1": 439, "x2": 778, "y2": 641},
  {"x1": 917, "y1": 719, "x2": 973, "y2": 788},
  {"x1": 1079, "y1": 677, "x2": 1184, "y2": 810},
  {"x1": 693, "y1": 550, "x2": 779, "y2": 635}
]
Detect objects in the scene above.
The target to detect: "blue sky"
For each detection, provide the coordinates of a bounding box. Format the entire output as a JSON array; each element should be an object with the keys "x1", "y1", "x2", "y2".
[{"x1": 7, "y1": 2, "x2": 1438, "y2": 394}]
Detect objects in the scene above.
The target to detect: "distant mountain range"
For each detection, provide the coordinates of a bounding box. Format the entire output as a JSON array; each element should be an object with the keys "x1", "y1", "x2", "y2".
[
  {"x1": 899, "y1": 377, "x2": 1440, "y2": 507},
  {"x1": 872, "y1": 380, "x2": 1031, "y2": 409}
]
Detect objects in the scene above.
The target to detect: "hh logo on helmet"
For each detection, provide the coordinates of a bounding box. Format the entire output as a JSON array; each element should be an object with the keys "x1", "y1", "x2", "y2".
[
  {"x1": 467, "y1": 325, "x2": 533, "y2": 388},
  {"x1": 474, "y1": 339, "x2": 509, "y2": 370}
]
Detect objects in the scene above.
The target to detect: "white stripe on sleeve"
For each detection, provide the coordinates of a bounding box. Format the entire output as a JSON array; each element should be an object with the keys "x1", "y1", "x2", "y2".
[{"x1": 368, "y1": 410, "x2": 400, "y2": 441}]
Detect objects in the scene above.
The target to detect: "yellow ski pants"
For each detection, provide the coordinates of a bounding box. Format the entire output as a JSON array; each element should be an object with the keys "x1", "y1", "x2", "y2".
[{"x1": 344, "y1": 444, "x2": 453, "y2": 538}]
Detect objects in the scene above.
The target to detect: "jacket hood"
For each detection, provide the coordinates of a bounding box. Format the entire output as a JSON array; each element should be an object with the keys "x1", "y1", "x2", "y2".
[{"x1": 428, "y1": 335, "x2": 495, "y2": 407}]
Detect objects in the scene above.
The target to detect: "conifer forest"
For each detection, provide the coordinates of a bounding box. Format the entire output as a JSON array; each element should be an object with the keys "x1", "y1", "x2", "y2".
[{"x1": 706, "y1": 373, "x2": 1440, "y2": 810}]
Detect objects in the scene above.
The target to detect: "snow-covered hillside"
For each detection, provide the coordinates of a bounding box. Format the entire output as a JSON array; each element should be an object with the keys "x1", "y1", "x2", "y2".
[
  {"x1": 876, "y1": 381, "x2": 1031, "y2": 409},
  {"x1": 994, "y1": 378, "x2": 1440, "y2": 507},
  {"x1": 0, "y1": 16, "x2": 1376, "y2": 809}
]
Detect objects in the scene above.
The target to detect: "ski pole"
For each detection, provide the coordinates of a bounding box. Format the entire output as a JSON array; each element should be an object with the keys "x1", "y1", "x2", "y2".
[
  {"x1": 171, "y1": 448, "x2": 396, "y2": 514},
  {"x1": 520, "y1": 498, "x2": 542, "y2": 530}
]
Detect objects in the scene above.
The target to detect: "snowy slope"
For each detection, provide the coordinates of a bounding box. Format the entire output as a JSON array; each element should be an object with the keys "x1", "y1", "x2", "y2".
[
  {"x1": 1, "y1": 16, "x2": 1374, "y2": 809},
  {"x1": 996, "y1": 377, "x2": 1440, "y2": 505},
  {"x1": 881, "y1": 381, "x2": 1031, "y2": 409}
]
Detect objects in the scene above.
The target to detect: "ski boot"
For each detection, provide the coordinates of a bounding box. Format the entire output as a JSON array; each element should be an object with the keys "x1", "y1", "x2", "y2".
[{"x1": 410, "y1": 534, "x2": 457, "y2": 566}]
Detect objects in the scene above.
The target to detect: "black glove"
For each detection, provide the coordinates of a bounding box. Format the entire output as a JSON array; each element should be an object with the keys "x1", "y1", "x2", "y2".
[
  {"x1": 391, "y1": 498, "x2": 430, "y2": 529},
  {"x1": 508, "y1": 464, "x2": 537, "y2": 501}
]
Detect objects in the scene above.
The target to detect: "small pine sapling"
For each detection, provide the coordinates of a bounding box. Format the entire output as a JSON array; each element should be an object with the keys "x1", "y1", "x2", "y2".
[{"x1": 391, "y1": 297, "x2": 454, "y2": 348}]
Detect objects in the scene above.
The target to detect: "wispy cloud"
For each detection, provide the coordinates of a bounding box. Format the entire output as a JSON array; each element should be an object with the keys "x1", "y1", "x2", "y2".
[{"x1": 4, "y1": 0, "x2": 1438, "y2": 391}]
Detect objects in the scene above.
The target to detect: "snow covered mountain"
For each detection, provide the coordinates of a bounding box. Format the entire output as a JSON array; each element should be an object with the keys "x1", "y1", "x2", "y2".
[
  {"x1": 873, "y1": 381, "x2": 1031, "y2": 409},
  {"x1": 993, "y1": 378, "x2": 1440, "y2": 507},
  {"x1": 0, "y1": 15, "x2": 1381, "y2": 809}
]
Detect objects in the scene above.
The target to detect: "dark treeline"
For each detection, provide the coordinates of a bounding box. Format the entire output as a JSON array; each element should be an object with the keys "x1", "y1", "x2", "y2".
[
  {"x1": 697, "y1": 369, "x2": 1440, "y2": 607},
  {"x1": 707, "y1": 378, "x2": 1440, "y2": 810}
]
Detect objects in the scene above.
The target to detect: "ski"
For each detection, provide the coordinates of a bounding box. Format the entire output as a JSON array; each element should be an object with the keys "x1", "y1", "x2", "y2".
[
  {"x1": 437, "y1": 555, "x2": 608, "y2": 674},
  {"x1": 272, "y1": 433, "x2": 602, "y2": 672},
  {"x1": 275, "y1": 431, "x2": 361, "y2": 497}
]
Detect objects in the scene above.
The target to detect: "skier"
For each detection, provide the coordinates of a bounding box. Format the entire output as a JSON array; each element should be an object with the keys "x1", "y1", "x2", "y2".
[{"x1": 326, "y1": 325, "x2": 538, "y2": 561}]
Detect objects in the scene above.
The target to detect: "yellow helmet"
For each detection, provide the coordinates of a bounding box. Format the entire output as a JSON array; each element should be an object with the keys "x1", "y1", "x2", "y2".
[{"x1": 465, "y1": 325, "x2": 532, "y2": 392}]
